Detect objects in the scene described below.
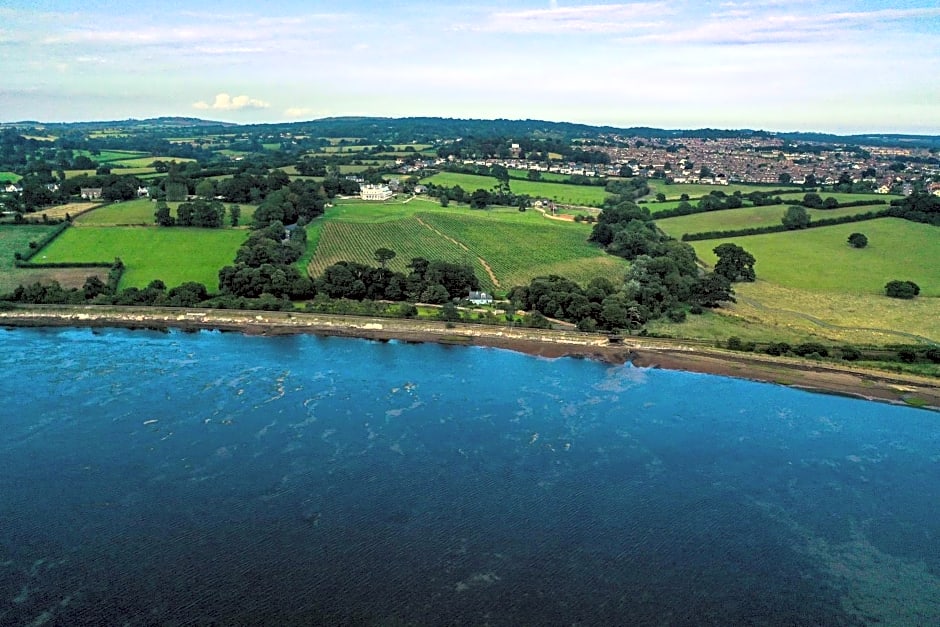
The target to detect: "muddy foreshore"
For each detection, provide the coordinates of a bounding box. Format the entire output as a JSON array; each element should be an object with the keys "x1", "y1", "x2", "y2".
[{"x1": 2, "y1": 305, "x2": 938, "y2": 411}]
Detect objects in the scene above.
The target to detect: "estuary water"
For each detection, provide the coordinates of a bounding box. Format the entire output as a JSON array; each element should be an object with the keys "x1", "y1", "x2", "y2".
[{"x1": 0, "y1": 327, "x2": 938, "y2": 626}]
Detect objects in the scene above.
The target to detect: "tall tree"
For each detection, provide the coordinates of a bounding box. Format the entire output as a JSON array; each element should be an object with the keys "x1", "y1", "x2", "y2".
[{"x1": 713, "y1": 243, "x2": 756, "y2": 282}]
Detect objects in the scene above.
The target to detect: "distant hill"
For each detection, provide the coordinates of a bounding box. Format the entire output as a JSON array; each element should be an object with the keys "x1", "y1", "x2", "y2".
[{"x1": 2, "y1": 116, "x2": 938, "y2": 148}]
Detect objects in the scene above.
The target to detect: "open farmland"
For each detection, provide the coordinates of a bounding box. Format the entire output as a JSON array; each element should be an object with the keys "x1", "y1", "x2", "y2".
[
  {"x1": 109, "y1": 156, "x2": 196, "y2": 168},
  {"x1": 646, "y1": 181, "x2": 799, "y2": 200},
  {"x1": 75, "y1": 199, "x2": 257, "y2": 226},
  {"x1": 421, "y1": 172, "x2": 612, "y2": 206},
  {"x1": 0, "y1": 171, "x2": 22, "y2": 183},
  {"x1": 0, "y1": 225, "x2": 105, "y2": 292},
  {"x1": 23, "y1": 202, "x2": 102, "y2": 222},
  {"x1": 422, "y1": 172, "x2": 498, "y2": 190},
  {"x1": 308, "y1": 219, "x2": 493, "y2": 291},
  {"x1": 307, "y1": 198, "x2": 628, "y2": 292},
  {"x1": 417, "y1": 211, "x2": 628, "y2": 287},
  {"x1": 38, "y1": 227, "x2": 247, "y2": 289},
  {"x1": 690, "y1": 218, "x2": 940, "y2": 297},
  {"x1": 74, "y1": 149, "x2": 148, "y2": 162},
  {"x1": 656, "y1": 205, "x2": 889, "y2": 238}
]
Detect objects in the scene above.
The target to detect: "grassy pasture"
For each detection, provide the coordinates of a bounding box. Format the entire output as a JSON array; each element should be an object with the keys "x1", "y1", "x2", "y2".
[
  {"x1": 507, "y1": 179, "x2": 610, "y2": 207},
  {"x1": 656, "y1": 205, "x2": 888, "y2": 238},
  {"x1": 508, "y1": 169, "x2": 570, "y2": 183},
  {"x1": 74, "y1": 149, "x2": 148, "y2": 163},
  {"x1": 650, "y1": 281, "x2": 940, "y2": 345},
  {"x1": 775, "y1": 191, "x2": 897, "y2": 204},
  {"x1": 108, "y1": 156, "x2": 195, "y2": 168},
  {"x1": 421, "y1": 173, "x2": 611, "y2": 206},
  {"x1": 0, "y1": 225, "x2": 105, "y2": 292},
  {"x1": 690, "y1": 218, "x2": 940, "y2": 297},
  {"x1": 39, "y1": 227, "x2": 247, "y2": 289},
  {"x1": 75, "y1": 199, "x2": 258, "y2": 226},
  {"x1": 64, "y1": 169, "x2": 96, "y2": 179},
  {"x1": 646, "y1": 180, "x2": 800, "y2": 200},
  {"x1": 421, "y1": 172, "x2": 498, "y2": 190},
  {"x1": 0, "y1": 171, "x2": 22, "y2": 183}
]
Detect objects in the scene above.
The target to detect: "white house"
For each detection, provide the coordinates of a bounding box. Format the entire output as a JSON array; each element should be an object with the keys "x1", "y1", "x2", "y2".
[
  {"x1": 80, "y1": 187, "x2": 103, "y2": 200},
  {"x1": 468, "y1": 290, "x2": 493, "y2": 306},
  {"x1": 360, "y1": 184, "x2": 393, "y2": 201}
]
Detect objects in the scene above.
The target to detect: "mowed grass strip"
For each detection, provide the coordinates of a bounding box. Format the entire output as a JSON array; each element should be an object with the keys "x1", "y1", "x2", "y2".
[
  {"x1": 656, "y1": 205, "x2": 888, "y2": 237},
  {"x1": 39, "y1": 227, "x2": 247, "y2": 289},
  {"x1": 690, "y1": 218, "x2": 940, "y2": 296},
  {"x1": 307, "y1": 218, "x2": 494, "y2": 291}
]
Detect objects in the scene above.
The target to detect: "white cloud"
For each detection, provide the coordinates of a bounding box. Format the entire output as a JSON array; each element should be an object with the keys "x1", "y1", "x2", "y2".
[
  {"x1": 193, "y1": 93, "x2": 269, "y2": 111},
  {"x1": 284, "y1": 107, "x2": 316, "y2": 118},
  {"x1": 480, "y1": 2, "x2": 671, "y2": 34}
]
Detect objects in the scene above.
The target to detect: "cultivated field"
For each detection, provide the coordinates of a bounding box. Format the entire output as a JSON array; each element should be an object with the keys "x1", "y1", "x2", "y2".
[
  {"x1": 39, "y1": 227, "x2": 247, "y2": 289},
  {"x1": 689, "y1": 218, "x2": 939, "y2": 297},
  {"x1": 23, "y1": 202, "x2": 102, "y2": 222},
  {"x1": 306, "y1": 198, "x2": 629, "y2": 292},
  {"x1": 75, "y1": 199, "x2": 257, "y2": 226}
]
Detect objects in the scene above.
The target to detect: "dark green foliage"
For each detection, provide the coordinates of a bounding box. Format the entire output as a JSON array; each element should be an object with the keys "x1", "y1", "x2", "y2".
[
  {"x1": 897, "y1": 348, "x2": 917, "y2": 363},
  {"x1": 884, "y1": 280, "x2": 920, "y2": 299},
  {"x1": 781, "y1": 205, "x2": 810, "y2": 230},
  {"x1": 886, "y1": 192, "x2": 940, "y2": 226},
  {"x1": 847, "y1": 232, "x2": 868, "y2": 248},
  {"x1": 793, "y1": 343, "x2": 829, "y2": 358},
  {"x1": 764, "y1": 342, "x2": 791, "y2": 356},
  {"x1": 713, "y1": 243, "x2": 756, "y2": 282},
  {"x1": 840, "y1": 346, "x2": 861, "y2": 361}
]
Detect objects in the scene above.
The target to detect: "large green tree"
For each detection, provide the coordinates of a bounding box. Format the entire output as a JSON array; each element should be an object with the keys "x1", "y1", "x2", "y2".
[{"x1": 713, "y1": 243, "x2": 756, "y2": 282}]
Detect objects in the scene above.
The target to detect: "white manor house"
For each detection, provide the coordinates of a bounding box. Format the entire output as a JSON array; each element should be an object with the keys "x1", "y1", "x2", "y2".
[{"x1": 360, "y1": 184, "x2": 393, "y2": 201}]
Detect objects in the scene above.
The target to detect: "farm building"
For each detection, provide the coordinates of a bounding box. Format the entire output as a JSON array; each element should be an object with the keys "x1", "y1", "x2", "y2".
[
  {"x1": 468, "y1": 290, "x2": 493, "y2": 305},
  {"x1": 80, "y1": 187, "x2": 103, "y2": 200},
  {"x1": 360, "y1": 184, "x2": 393, "y2": 201}
]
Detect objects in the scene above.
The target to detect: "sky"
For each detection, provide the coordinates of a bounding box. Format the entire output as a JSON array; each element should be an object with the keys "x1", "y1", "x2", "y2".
[{"x1": 1, "y1": 0, "x2": 938, "y2": 134}]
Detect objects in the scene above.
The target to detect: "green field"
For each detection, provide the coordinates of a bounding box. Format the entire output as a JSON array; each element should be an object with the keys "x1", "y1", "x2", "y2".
[
  {"x1": 646, "y1": 180, "x2": 801, "y2": 200},
  {"x1": 656, "y1": 205, "x2": 888, "y2": 238},
  {"x1": 690, "y1": 218, "x2": 940, "y2": 297},
  {"x1": 75, "y1": 199, "x2": 258, "y2": 227},
  {"x1": 108, "y1": 156, "x2": 196, "y2": 168},
  {"x1": 74, "y1": 149, "x2": 148, "y2": 163},
  {"x1": 0, "y1": 224, "x2": 108, "y2": 292},
  {"x1": 307, "y1": 198, "x2": 629, "y2": 292},
  {"x1": 0, "y1": 171, "x2": 22, "y2": 183},
  {"x1": 39, "y1": 227, "x2": 247, "y2": 289},
  {"x1": 421, "y1": 172, "x2": 611, "y2": 207},
  {"x1": 508, "y1": 169, "x2": 570, "y2": 183},
  {"x1": 422, "y1": 172, "x2": 498, "y2": 190}
]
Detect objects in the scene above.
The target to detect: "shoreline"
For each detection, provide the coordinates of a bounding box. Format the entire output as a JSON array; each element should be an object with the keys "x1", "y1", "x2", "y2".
[{"x1": 2, "y1": 304, "x2": 938, "y2": 411}]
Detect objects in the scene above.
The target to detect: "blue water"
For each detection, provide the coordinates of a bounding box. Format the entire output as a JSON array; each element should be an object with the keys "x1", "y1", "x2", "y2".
[{"x1": 1, "y1": 328, "x2": 938, "y2": 626}]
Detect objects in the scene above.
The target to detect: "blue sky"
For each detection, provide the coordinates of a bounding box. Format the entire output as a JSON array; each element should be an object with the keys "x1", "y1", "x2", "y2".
[{"x1": 1, "y1": 1, "x2": 938, "y2": 133}]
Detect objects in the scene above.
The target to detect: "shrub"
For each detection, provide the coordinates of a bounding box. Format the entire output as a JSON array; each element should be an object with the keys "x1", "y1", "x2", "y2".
[
  {"x1": 765, "y1": 342, "x2": 791, "y2": 356},
  {"x1": 885, "y1": 280, "x2": 920, "y2": 299},
  {"x1": 840, "y1": 346, "x2": 861, "y2": 361},
  {"x1": 793, "y1": 343, "x2": 829, "y2": 358},
  {"x1": 667, "y1": 309, "x2": 687, "y2": 323},
  {"x1": 897, "y1": 349, "x2": 917, "y2": 363},
  {"x1": 847, "y1": 232, "x2": 868, "y2": 248}
]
